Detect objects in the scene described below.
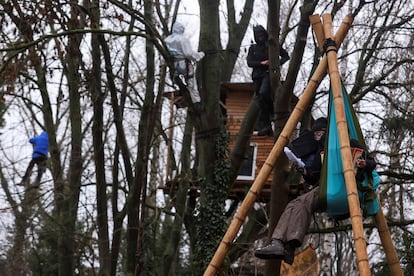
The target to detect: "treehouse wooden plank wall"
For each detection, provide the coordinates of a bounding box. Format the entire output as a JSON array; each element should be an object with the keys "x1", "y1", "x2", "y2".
[{"x1": 220, "y1": 82, "x2": 273, "y2": 201}]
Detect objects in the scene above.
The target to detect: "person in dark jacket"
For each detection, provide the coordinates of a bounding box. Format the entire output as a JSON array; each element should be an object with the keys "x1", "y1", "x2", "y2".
[
  {"x1": 255, "y1": 124, "x2": 376, "y2": 265},
  {"x1": 286, "y1": 117, "x2": 328, "y2": 182},
  {"x1": 21, "y1": 131, "x2": 49, "y2": 187},
  {"x1": 247, "y1": 25, "x2": 289, "y2": 136}
]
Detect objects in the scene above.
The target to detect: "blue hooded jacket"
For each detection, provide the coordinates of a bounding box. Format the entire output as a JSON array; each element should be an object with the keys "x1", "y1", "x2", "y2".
[{"x1": 30, "y1": 131, "x2": 49, "y2": 158}]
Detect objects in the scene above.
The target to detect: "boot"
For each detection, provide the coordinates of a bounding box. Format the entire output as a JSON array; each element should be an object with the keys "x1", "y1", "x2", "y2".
[
  {"x1": 283, "y1": 242, "x2": 296, "y2": 265},
  {"x1": 254, "y1": 239, "x2": 285, "y2": 260},
  {"x1": 193, "y1": 102, "x2": 202, "y2": 114},
  {"x1": 257, "y1": 126, "x2": 273, "y2": 137}
]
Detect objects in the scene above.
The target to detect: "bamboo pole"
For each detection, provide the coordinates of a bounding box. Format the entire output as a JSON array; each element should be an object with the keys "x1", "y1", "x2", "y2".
[
  {"x1": 203, "y1": 15, "x2": 353, "y2": 276},
  {"x1": 375, "y1": 203, "x2": 404, "y2": 275},
  {"x1": 322, "y1": 13, "x2": 371, "y2": 276},
  {"x1": 309, "y1": 14, "x2": 325, "y2": 52}
]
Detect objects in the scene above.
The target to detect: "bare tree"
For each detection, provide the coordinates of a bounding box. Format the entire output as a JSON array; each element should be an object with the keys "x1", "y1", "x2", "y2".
[{"x1": 0, "y1": 0, "x2": 412, "y2": 275}]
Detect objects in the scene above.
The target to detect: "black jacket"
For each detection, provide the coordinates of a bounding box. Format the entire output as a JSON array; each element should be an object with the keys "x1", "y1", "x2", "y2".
[
  {"x1": 247, "y1": 44, "x2": 289, "y2": 80},
  {"x1": 247, "y1": 25, "x2": 289, "y2": 80},
  {"x1": 247, "y1": 43, "x2": 269, "y2": 80}
]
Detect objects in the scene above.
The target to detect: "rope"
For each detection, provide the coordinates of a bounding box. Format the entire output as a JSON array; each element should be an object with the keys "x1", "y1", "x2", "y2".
[{"x1": 323, "y1": 38, "x2": 337, "y2": 54}]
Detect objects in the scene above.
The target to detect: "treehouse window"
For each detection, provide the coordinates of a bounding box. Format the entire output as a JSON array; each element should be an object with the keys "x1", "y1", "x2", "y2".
[{"x1": 237, "y1": 143, "x2": 257, "y2": 181}]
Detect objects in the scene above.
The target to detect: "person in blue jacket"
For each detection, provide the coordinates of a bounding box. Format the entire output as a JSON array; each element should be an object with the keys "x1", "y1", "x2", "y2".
[{"x1": 21, "y1": 131, "x2": 49, "y2": 186}]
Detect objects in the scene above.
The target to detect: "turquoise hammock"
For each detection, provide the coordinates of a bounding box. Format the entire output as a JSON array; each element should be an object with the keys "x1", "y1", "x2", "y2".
[{"x1": 319, "y1": 82, "x2": 380, "y2": 218}]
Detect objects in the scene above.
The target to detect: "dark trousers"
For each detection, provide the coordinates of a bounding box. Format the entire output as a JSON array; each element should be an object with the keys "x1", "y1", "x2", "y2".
[
  {"x1": 22, "y1": 156, "x2": 48, "y2": 183},
  {"x1": 272, "y1": 187, "x2": 322, "y2": 246},
  {"x1": 253, "y1": 74, "x2": 273, "y2": 130}
]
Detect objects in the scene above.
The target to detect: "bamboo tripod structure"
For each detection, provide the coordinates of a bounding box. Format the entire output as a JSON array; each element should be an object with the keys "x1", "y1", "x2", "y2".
[
  {"x1": 204, "y1": 14, "x2": 403, "y2": 276},
  {"x1": 318, "y1": 14, "x2": 402, "y2": 276}
]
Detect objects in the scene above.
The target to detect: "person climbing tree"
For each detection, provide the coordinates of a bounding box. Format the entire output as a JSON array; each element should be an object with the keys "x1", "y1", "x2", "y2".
[
  {"x1": 165, "y1": 22, "x2": 205, "y2": 113},
  {"x1": 247, "y1": 24, "x2": 290, "y2": 136},
  {"x1": 254, "y1": 128, "x2": 377, "y2": 265},
  {"x1": 20, "y1": 131, "x2": 49, "y2": 188}
]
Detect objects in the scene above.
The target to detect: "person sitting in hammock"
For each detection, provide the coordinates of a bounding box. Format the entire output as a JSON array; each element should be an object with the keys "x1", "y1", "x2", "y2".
[
  {"x1": 255, "y1": 126, "x2": 376, "y2": 265},
  {"x1": 284, "y1": 117, "x2": 327, "y2": 195}
]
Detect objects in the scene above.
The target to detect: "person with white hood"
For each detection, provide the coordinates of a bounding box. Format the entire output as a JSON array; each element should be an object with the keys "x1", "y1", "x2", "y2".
[{"x1": 165, "y1": 22, "x2": 205, "y2": 112}]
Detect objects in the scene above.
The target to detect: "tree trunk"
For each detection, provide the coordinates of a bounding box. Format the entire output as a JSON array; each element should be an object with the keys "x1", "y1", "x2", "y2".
[
  {"x1": 160, "y1": 117, "x2": 194, "y2": 275},
  {"x1": 132, "y1": 1, "x2": 161, "y2": 274},
  {"x1": 58, "y1": 4, "x2": 84, "y2": 274},
  {"x1": 194, "y1": 1, "x2": 227, "y2": 273},
  {"x1": 90, "y1": 1, "x2": 111, "y2": 274},
  {"x1": 194, "y1": 1, "x2": 255, "y2": 272},
  {"x1": 266, "y1": 1, "x2": 317, "y2": 275}
]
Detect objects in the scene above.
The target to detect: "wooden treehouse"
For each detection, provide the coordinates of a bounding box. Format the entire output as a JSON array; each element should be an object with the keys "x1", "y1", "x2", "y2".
[
  {"x1": 163, "y1": 82, "x2": 280, "y2": 201},
  {"x1": 220, "y1": 82, "x2": 275, "y2": 201}
]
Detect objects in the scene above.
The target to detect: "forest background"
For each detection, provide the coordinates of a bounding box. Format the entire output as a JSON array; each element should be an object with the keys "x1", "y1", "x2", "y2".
[{"x1": 0, "y1": 0, "x2": 413, "y2": 275}]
